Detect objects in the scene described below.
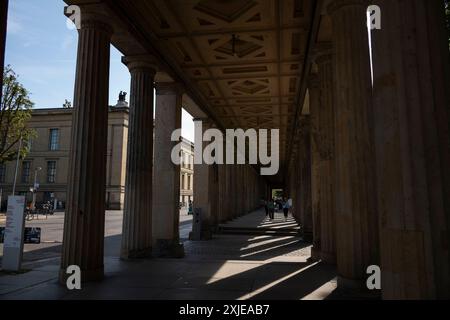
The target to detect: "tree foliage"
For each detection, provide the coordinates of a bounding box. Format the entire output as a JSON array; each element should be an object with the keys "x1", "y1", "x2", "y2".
[{"x1": 0, "y1": 66, "x2": 36, "y2": 163}]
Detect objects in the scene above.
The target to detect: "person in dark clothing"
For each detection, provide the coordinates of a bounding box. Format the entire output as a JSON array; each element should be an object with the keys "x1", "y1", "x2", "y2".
[
  {"x1": 188, "y1": 200, "x2": 193, "y2": 215},
  {"x1": 268, "y1": 199, "x2": 275, "y2": 220},
  {"x1": 282, "y1": 198, "x2": 289, "y2": 220}
]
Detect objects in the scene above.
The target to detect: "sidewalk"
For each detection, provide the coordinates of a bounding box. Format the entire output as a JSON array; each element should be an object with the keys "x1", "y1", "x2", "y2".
[{"x1": 0, "y1": 209, "x2": 343, "y2": 300}]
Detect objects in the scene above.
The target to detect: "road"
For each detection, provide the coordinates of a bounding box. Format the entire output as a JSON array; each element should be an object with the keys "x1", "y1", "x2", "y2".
[{"x1": 0, "y1": 209, "x2": 193, "y2": 264}]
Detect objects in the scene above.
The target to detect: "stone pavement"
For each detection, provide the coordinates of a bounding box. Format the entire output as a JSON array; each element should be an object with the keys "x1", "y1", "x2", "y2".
[
  {"x1": 0, "y1": 209, "x2": 344, "y2": 300},
  {"x1": 218, "y1": 209, "x2": 301, "y2": 237}
]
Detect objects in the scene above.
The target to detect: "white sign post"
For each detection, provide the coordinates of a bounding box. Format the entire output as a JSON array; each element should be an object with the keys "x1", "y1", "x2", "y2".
[{"x1": 2, "y1": 196, "x2": 26, "y2": 271}]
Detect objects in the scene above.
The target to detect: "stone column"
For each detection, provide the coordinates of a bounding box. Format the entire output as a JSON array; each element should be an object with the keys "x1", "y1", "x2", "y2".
[
  {"x1": 218, "y1": 164, "x2": 227, "y2": 223},
  {"x1": 152, "y1": 82, "x2": 184, "y2": 257},
  {"x1": 232, "y1": 165, "x2": 238, "y2": 219},
  {"x1": 191, "y1": 118, "x2": 216, "y2": 239},
  {"x1": 0, "y1": 0, "x2": 8, "y2": 107},
  {"x1": 328, "y1": 0, "x2": 379, "y2": 288},
  {"x1": 309, "y1": 74, "x2": 322, "y2": 259},
  {"x1": 225, "y1": 164, "x2": 231, "y2": 221},
  {"x1": 237, "y1": 165, "x2": 243, "y2": 216},
  {"x1": 60, "y1": 12, "x2": 112, "y2": 283},
  {"x1": 316, "y1": 45, "x2": 336, "y2": 264},
  {"x1": 299, "y1": 117, "x2": 313, "y2": 242},
  {"x1": 371, "y1": 0, "x2": 450, "y2": 299},
  {"x1": 120, "y1": 56, "x2": 157, "y2": 259}
]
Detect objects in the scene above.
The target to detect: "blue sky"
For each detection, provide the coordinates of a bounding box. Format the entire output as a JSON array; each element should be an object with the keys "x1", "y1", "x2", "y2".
[{"x1": 5, "y1": 0, "x2": 195, "y2": 141}]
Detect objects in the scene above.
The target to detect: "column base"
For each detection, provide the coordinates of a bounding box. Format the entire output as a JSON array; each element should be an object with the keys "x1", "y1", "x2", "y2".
[
  {"x1": 189, "y1": 230, "x2": 213, "y2": 241},
  {"x1": 310, "y1": 246, "x2": 322, "y2": 261},
  {"x1": 120, "y1": 247, "x2": 152, "y2": 260},
  {"x1": 337, "y1": 276, "x2": 381, "y2": 299},
  {"x1": 321, "y1": 251, "x2": 336, "y2": 264},
  {"x1": 153, "y1": 239, "x2": 184, "y2": 258},
  {"x1": 302, "y1": 231, "x2": 314, "y2": 243},
  {"x1": 59, "y1": 266, "x2": 104, "y2": 285},
  {"x1": 189, "y1": 227, "x2": 213, "y2": 241}
]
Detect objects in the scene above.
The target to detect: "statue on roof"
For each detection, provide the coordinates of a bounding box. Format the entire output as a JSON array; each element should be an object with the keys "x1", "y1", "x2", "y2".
[{"x1": 119, "y1": 91, "x2": 127, "y2": 102}]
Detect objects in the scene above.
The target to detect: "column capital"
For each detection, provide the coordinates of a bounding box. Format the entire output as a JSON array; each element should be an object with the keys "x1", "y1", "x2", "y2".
[
  {"x1": 122, "y1": 55, "x2": 158, "y2": 74},
  {"x1": 66, "y1": 5, "x2": 114, "y2": 35},
  {"x1": 155, "y1": 82, "x2": 184, "y2": 95},
  {"x1": 327, "y1": 0, "x2": 368, "y2": 15}
]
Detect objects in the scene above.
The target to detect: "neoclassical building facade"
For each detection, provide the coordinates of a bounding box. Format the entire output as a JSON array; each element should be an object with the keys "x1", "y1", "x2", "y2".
[{"x1": 0, "y1": 107, "x2": 194, "y2": 210}]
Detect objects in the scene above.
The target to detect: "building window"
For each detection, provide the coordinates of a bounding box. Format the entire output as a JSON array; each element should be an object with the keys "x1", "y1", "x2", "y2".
[
  {"x1": 187, "y1": 175, "x2": 191, "y2": 190},
  {"x1": 0, "y1": 163, "x2": 6, "y2": 183},
  {"x1": 181, "y1": 151, "x2": 185, "y2": 168},
  {"x1": 21, "y1": 161, "x2": 31, "y2": 183},
  {"x1": 49, "y1": 129, "x2": 59, "y2": 151},
  {"x1": 28, "y1": 137, "x2": 33, "y2": 151},
  {"x1": 47, "y1": 161, "x2": 57, "y2": 183}
]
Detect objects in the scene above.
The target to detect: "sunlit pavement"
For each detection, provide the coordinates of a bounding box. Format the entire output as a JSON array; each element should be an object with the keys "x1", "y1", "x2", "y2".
[{"x1": 0, "y1": 209, "x2": 345, "y2": 300}]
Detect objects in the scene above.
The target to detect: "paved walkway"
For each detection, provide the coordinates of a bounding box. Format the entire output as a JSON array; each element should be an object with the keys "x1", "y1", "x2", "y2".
[
  {"x1": 0, "y1": 209, "x2": 343, "y2": 300},
  {"x1": 218, "y1": 209, "x2": 301, "y2": 237}
]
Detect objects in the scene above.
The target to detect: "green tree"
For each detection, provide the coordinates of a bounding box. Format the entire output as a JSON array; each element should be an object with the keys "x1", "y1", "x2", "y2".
[{"x1": 0, "y1": 66, "x2": 35, "y2": 163}]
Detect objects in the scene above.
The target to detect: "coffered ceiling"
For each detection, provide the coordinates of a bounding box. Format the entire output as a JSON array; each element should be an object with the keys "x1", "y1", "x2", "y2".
[{"x1": 65, "y1": 0, "x2": 318, "y2": 184}]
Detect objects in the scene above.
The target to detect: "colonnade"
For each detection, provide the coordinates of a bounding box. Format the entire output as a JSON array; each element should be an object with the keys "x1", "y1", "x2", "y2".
[
  {"x1": 287, "y1": 0, "x2": 450, "y2": 299},
  {"x1": 192, "y1": 119, "x2": 269, "y2": 239},
  {"x1": 54, "y1": 10, "x2": 183, "y2": 280},
  {"x1": 0, "y1": 0, "x2": 448, "y2": 300},
  {"x1": 52, "y1": 5, "x2": 270, "y2": 282}
]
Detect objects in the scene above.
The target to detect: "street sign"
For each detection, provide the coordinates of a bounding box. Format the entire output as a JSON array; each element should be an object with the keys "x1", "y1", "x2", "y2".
[
  {"x1": 23, "y1": 227, "x2": 41, "y2": 244},
  {"x1": 0, "y1": 227, "x2": 41, "y2": 244},
  {"x1": 2, "y1": 196, "x2": 26, "y2": 271}
]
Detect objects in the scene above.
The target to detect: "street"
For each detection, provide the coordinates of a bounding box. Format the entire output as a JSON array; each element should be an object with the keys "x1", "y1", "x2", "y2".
[{"x1": 0, "y1": 209, "x2": 193, "y2": 264}]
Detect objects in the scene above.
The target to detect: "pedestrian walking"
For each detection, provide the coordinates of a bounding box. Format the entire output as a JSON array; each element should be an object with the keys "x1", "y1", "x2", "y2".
[
  {"x1": 188, "y1": 200, "x2": 193, "y2": 215},
  {"x1": 282, "y1": 198, "x2": 290, "y2": 221},
  {"x1": 268, "y1": 199, "x2": 275, "y2": 220}
]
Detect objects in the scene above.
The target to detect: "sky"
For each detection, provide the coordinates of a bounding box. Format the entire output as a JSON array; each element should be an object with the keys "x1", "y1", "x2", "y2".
[{"x1": 4, "y1": 0, "x2": 195, "y2": 142}]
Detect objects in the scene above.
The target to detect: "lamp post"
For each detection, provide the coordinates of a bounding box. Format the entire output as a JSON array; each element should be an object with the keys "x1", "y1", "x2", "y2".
[
  {"x1": 11, "y1": 135, "x2": 23, "y2": 196},
  {"x1": 30, "y1": 166, "x2": 42, "y2": 210}
]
